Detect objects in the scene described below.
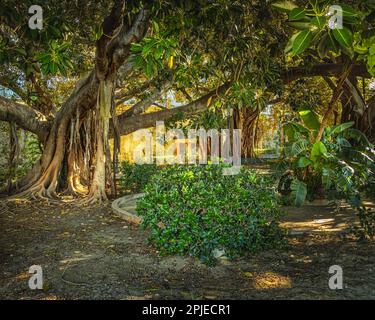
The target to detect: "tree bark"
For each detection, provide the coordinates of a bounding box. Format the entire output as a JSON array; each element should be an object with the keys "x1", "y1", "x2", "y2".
[{"x1": 233, "y1": 107, "x2": 259, "y2": 159}]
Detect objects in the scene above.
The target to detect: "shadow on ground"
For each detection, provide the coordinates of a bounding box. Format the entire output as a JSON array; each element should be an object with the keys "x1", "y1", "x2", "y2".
[{"x1": 0, "y1": 200, "x2": 374, "y2": 300}]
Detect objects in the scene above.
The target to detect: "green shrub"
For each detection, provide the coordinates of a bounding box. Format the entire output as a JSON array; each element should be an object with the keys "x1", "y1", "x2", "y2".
[
  {"x1": 279, "y1": 117, "x2": 375, "y2": 206},
  {"x1": 136, "y1": 164, "x2": 285, "y2": 265},
  {"x1": 119, "y1": 161, "x2": 159, "y2": 194}
]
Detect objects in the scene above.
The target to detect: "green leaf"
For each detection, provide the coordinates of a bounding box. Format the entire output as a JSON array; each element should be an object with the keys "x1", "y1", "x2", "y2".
[
  {"x1": 340, "y1": 5, "x2": 359, "y2": 18},
  {"x1": 317, "y1": 34, "x2": 329, "y2": 59},
  {"x1": 145, "y1": 60, "x2": 154, "y2": 78},
  {"x1": 291, "y1": 139, "x2": 310, "y2": 156},
  {"x1": 284, "y1": 32, "x2": 299, "y2": 54},
  {"x1": 152, "y1": 21, "x2": 160, "y2": 33},
  {"x1": 292, "y1": 30, "x2": 313, "y2": 55},
  {"x1": 311, "y1": 141, "x2": 327, "y2": 162},
  {"x1": 327, "y1": 32, "x2": 340, "y2": 54},
  {"x1": 311, "y1": 16, "x2": 326, "y2": 29},
  {"x1": 287, "y1": 21, "x2": 311, "y2": 30},
  {"x1": 297, "y1": 156, "x2": 313, "y2": 168},
  {"x1": 354, "y1": 45, "x2": 369, "y2": 55},
  {"x1": 332, "y1": 27, "x2": 353, "y2": 48},
  {"x1": 272, "y1": 1, "x2": 298, "y2": 13},
  {"x1": 50, "y1": 62, "x2": 58, "y2": 74},
  {"x1": 284, "y1": 122, "x2": 310, "y2": 141},
  {"x1": 299, "y1": 109, "x2": 321, "y2": 130},
  {"x1": 291, "y1": 179, "x2": 307, "y2": 207},
  {"x1": 344, "y1": 128, "x2": 371, "y2": 146},
  {"x1": 289, "y1": 8, "x2": 306, "y2": 21},
  {"x1": 154, "y1": 46, "x2": 164, "y2": 59},
  {"x1": 329, "y1": 121, "x2": 354, "y2": 136}
]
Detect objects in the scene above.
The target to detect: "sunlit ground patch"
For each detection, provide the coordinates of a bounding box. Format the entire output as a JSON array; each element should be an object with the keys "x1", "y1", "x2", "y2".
[{"x1": 246, "y1": 271, "x2": 292, "y2": 290}]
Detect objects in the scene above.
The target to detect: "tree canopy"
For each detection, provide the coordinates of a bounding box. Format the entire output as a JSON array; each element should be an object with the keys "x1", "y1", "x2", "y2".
[{"x1": 0, "y1": 0, "x2": 374, "y2": 201}]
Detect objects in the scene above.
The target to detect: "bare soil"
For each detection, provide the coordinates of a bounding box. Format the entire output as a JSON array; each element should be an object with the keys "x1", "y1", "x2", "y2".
[{"x1": 0, "y1": 199, "x2": 374, "y2": 300}]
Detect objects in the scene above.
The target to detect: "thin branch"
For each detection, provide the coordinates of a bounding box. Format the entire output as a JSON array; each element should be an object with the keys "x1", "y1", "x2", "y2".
[{"x1": 119, "y1": 80, "x2": 172, "y2": 117}]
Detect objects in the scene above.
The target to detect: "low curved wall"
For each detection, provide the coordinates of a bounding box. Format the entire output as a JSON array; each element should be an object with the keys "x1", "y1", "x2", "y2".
[{"x1": 111, "y1": 193, "x2": 144, "y2": 225}]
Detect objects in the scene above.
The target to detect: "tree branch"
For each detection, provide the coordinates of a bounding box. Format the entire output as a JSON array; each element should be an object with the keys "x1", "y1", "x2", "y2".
[
  {"x1": 110, "y1": 83, "x2": 230, "y2": 137},
  {"x1": 0, "y1": 96, "x2": 51, "y2": 140},
  {"x1": 109, "y1": 8, "x2": 151, "y2": 70},
  {"x1": 95, "y1": 0, "x2": 126, "y2": 79},
  {"x1": 53, "y1": 6, "x2": 150, "y2": 125},
  {"x1": 119, "y1": 80, "x2": 172, "y2": 117},
  {"x1": 282, "y1": 63, "x2": 370, "y2": 84}
]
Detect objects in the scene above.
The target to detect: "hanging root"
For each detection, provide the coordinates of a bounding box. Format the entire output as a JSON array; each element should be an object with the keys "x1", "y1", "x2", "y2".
[{"x1": 79, "y1": 79, "x2": 113, "y2": 205}]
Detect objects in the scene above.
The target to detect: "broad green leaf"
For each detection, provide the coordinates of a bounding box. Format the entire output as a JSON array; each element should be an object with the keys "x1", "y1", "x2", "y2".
[
  {"x1": 292, "y1": 139, "x2": 310, "y2": 156},
  {"x1": 329, "y1": 121, "x2": 354, "y2": 136},
  {"x1": 289, "y1": 8, "x2": 306, "y2": 21},
  {"x1": 297, "y1": 156, "x2": 313, "y2": 168},
  {"x1": 340, "y1": 5, "x2": 359, "y2": 17},
  {"x1": 285, "y1": 32, "x2": 299, "y2": 54},
  {"x1": 283, "y1": 122, "x2": 310, "y2": 141},
  {"x1": 292, "y1": 30, "x2": 313, "y2": 55},
  {"x1": 291, "y1": 179, "x2": 307, "y2": 207},
  {"x1": 332, "y1": 27, "x2": 353, "y2": 48},
  {"x1": 311, "y1": 141, "x2": 328, "y2": 162},
  {"x1": 299, "y1": 109, "x2": 320, "y2": 130},
  {"x1": 272, "y1": 1, "x2": 298, "y2": 13},
  {"x1": 368, "y1": 55, "x2": 375, "y2": 69}
]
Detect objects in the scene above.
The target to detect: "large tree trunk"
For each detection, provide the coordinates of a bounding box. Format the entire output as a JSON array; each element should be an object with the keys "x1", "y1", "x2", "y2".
[
  {"x1": 1, "y1": 5, "x2": 150, "y2": 202},
  {"x1": 234, "y1": 107, "x2": 259, "y2": 159}
]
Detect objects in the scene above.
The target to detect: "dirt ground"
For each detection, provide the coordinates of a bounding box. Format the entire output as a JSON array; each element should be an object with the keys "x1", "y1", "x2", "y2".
[{"x1": 0, "y1": 199, "x2": 374, "y2": 300}]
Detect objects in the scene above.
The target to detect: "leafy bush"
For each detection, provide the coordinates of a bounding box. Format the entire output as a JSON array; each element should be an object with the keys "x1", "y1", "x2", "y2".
[
  {"x1": 119, "y1": 161, "x2": 159, "y2": 194},
  {"x1": 136, "y1": 164, "x2": 285, "y2": 265},
  {"x1": 278, "y1": 110, "x2": 375, "y2": 206}
]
